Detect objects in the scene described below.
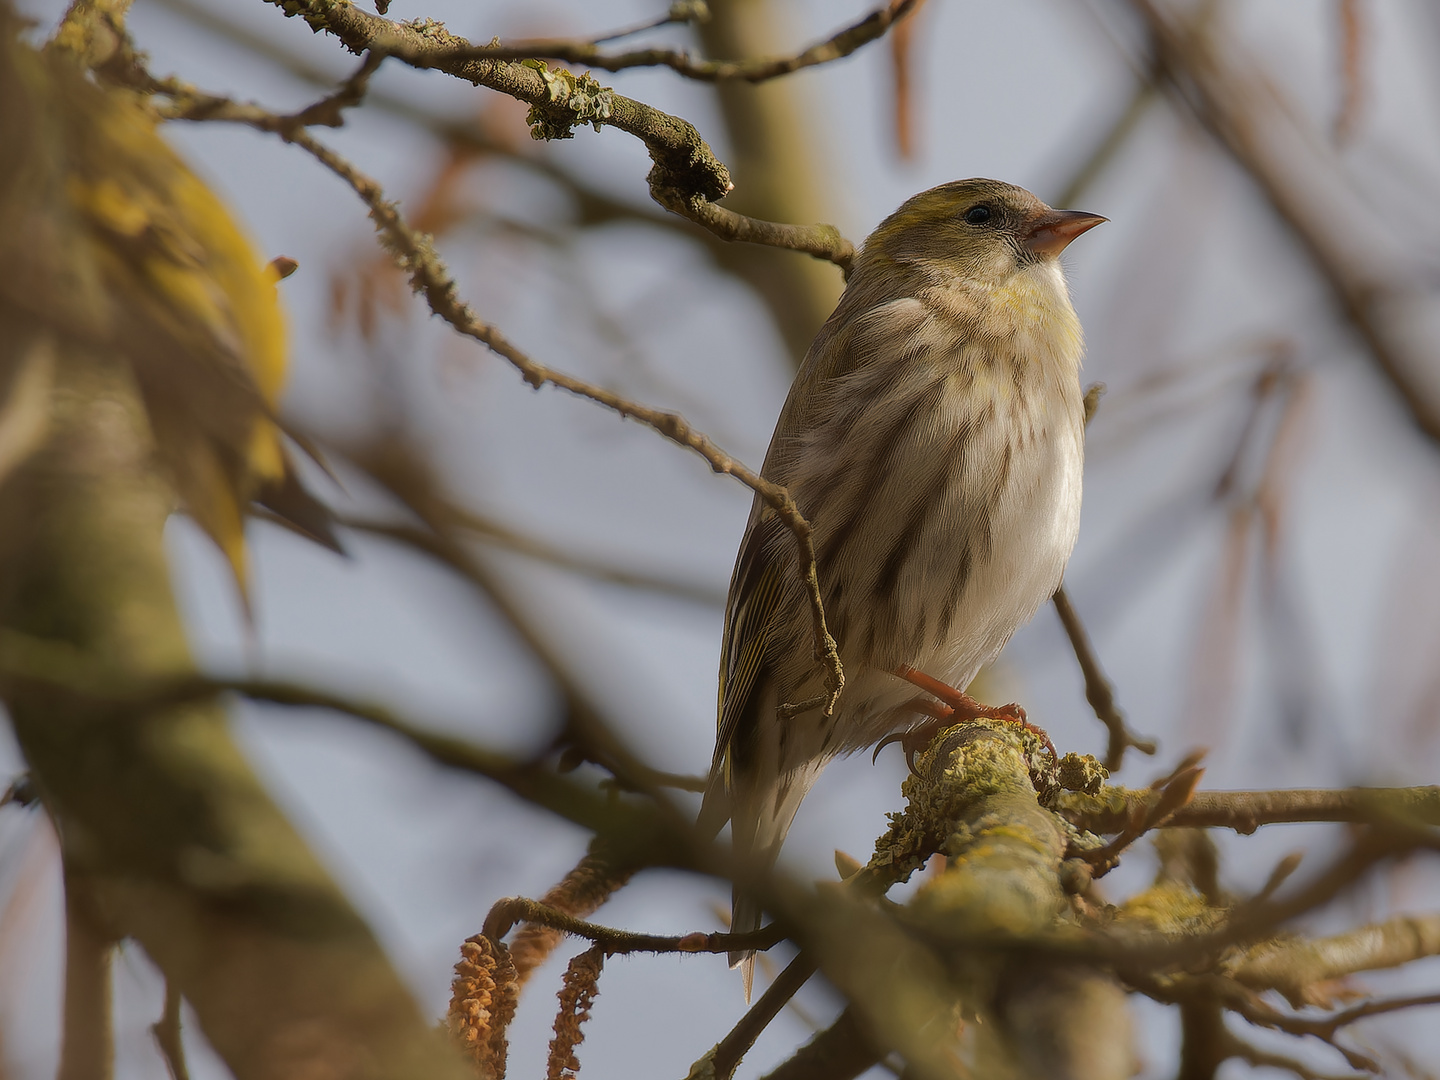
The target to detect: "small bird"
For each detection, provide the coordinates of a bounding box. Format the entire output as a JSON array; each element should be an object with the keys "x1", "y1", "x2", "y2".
[
  {"x1": 700, "y1": 179, "x2": 1105, "y2": 995},
  {"x1": 0, "y1": 27, "x2": 342, "y2": 601}
]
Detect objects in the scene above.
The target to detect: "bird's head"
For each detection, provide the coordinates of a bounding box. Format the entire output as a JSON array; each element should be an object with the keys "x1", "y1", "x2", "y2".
[{"x1": 862, "y1": 178, "x2": 1106, "y2": 287}]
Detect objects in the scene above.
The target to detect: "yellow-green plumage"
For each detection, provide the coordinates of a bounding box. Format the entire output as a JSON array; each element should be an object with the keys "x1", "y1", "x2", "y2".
[
  {"x1": 701, "y1": 180, "x2": 1105, "y2": 996},
  {"x1": 0, "y1": 27, "x2": 337, "y2": 601}
]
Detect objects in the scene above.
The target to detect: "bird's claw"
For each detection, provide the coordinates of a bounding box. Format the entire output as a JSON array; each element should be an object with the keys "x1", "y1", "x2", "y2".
[{"x1": 872, "y1": 726, "x2": 935, "y2": 775}]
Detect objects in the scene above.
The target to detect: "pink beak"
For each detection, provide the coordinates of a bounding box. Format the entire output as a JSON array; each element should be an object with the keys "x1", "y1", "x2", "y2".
[{"x1": 1023, "y1": 209, "x2": 1107, "y2": 256}]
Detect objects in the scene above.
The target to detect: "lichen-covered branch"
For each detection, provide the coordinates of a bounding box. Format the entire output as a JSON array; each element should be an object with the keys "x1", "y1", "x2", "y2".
[
  {"x1": 262, "y1": 0, "x2": 855, "y2": 270},
  {"x1": 1230, "y1": 913, "x2": 1440, "y2": 1007},
  {"x1": 1058, "y1": 784, "x2": 1440, "y2": 836},
  {"x1": 877, "y1": 722, "x2": 1135, "y2": 1080}
]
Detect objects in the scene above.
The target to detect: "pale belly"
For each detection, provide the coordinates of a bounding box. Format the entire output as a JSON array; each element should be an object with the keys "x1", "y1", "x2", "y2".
[{"x1": 779, "y1": 373, "x2": 1084, "y2": 759}]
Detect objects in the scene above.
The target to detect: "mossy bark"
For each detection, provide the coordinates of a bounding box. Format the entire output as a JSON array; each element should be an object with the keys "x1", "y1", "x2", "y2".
[
  {"x1": 0, "y1": 347, "x2": 470, "y2": 1080},
  {"x1": 866, "y1": 722, "x2": 1136, "y2": 1079}
]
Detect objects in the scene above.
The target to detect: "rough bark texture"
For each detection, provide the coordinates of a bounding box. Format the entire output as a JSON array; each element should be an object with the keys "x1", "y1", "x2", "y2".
[{"x1": 853, "y1": 722, "x2": 1136, "y2": 1079}]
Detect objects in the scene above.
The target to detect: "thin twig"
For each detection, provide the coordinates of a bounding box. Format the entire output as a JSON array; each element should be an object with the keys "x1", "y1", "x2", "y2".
[
  {"x1": 150, "y1": 982, "x2": 190, "y2": 1080},
  {"x1": 1074, "y1": 764, "x2": 1204, "y2": 873},
  {"x1": 758, "y1": 1008, "x2": 884, "y2": 1080},
  {"x1": 139, "y1": 61, "x2": 846, "y2": 721},
  {"x1": 1126, "y1": 0, "x2": 1440, "y2": 447},
  {"x1": 1052, "y1": 75, "x2": 1158, "y2": 208},
  {"x1": 275, "y1": 129, "x2": 844, "y2": 717},
  {"x1": 1231, "y1": 912, "x2": 1440, "y2": 1007},
  {"x1": 713, "y1": 955, "x2": 819, "y2": 1080},
  {"x1": 338, "y1": 511, "x2": 725, "y2": 607},
  {"x1": 508, "y1": 846, "x2": 638, "y2": 987},
  {"x1": 591, "y1": 2, "x2": 711, "y2": 45},
  {"x1": 1219, "y1": 1027, "x2": 1368, "y2": 1080},
  {"x1": 483, "y1": 896, "x2": 785, "y2": 957},
  {"x1": 1052, "y1": 585, "x2": 1156, "y2": 770},
  {"x1": 1059, "y1": 784, "x2": 1440, "y2": 836},
  {"x1": 430, "y1": 0, "x2": 919, "y2": 84}
]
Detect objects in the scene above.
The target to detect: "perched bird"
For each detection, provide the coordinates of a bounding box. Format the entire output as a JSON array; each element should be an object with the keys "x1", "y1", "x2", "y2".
[
  {"x1": 0, "y1": 20, "x2": 341, "y2": 604},
  {"x1": 700, "y1": 179, "x2": 1105, "y2": 995}
]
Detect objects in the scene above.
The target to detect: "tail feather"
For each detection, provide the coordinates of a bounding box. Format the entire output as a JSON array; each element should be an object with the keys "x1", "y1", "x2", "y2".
[
  {"x1": 723, "y1": 763, "x2": 825, "y2": 1003},
  {"x1": 729, "y1": 890, "x2": 762, "y2": 1001}
]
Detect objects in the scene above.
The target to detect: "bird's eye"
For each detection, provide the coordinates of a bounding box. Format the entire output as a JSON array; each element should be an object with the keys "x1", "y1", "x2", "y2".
[{"x1": 964, "y1": 205, "x2": 992, "y2": 225}]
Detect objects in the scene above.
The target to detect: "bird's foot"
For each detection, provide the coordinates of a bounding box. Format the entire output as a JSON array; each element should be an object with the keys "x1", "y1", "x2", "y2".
[
  {"x1": 872, "y1": 703, "x2": 958, "y2": 773},
  {"x1": 877, "y1": 665, "x2": 1057, "y2": 769}
]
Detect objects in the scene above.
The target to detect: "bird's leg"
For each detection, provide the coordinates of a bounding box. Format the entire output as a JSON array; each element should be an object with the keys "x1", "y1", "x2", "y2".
[{"x1": 882, "y1": 664, "x2": 1057, "y2": 765}]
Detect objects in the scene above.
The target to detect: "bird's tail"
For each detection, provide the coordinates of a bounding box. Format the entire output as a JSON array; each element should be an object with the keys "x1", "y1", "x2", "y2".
[{"x1": 724, "y1": 763, "x2": 823, "y2": 1002}]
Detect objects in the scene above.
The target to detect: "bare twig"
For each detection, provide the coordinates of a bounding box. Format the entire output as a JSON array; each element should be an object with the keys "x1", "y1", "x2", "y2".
[
  {"x1": 1126, "y1": 0, "x2": 1440, "y2": 447},
  {"x1": 150, "y1": 981, "x2": 190, "y2": 1080},
  {"x1": 1231, "y1": 913, "x2": 1440, "y2": 1007},
  {"x1": 1052, "y1": 585, "x2": 1157, "y2": 770},
  {"x1": 276, "y1": 130, "x2": 844, "y2": 716},
  {"x1": 1059, "y1": 784, "x2": 1440, "y2": 836},
  {"x1": 507, "y1": 847, "x2": 638, "y2": 987},
  {"x1": 392, "y1": 1, "x2": 918, "y2": 84},
  {"x1": 0, "y1": 631, "x2": 691, "y2": 868},
  {"x1": 134, "y1": 57, "x2": 847, "y2": 722},
  {"x1": 341, "y1": 511, "x2": 726, "y2": 607},
  {"x1": 1220, "y1": 1027, "x2": 1368, "y2": 1080},
  {"x1": 713, "y1": 955, "x2": 820, "y2": 1080},
  {"x1": 1333, "y1": 0, "x2": 1366, "y2": 144},
  {"x1": 1074, "y1": 765, "x2": 1205, "y2": 874},
  {"x1": 758, "y1": 1008, "x2": 883, "y2": 1080},
  {"x1": 330, "y1": 445, "x2": 706, "y2": 801},
  {"x1": 1052, "y1": 76, "x2": 1158, "y2": 208},
  {"x1": 590, "y1": 2, "x2": 711, "y2": 45},
  {"x1": 483, "y1": 896, "x2": 784, "y2": 958}
]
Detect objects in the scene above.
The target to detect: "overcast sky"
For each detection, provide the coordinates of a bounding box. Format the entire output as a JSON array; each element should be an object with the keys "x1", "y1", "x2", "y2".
[{"x1": 6, "y1": 1, "x2": 1440, "y2": 1077}]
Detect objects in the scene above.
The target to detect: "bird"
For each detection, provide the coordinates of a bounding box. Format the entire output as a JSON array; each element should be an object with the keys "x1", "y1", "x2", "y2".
[
  {"x1": 0, "y1": 25, "x2": 342, "y2": 603},
  {"x1": 699, "y1": 179, "x2": 1105, "y2": 996}
]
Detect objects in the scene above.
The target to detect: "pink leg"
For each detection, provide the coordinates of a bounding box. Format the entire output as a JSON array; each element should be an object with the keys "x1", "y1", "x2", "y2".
[{"x1": 878, "y1": 665, "x2": 1057, "y2": 766}]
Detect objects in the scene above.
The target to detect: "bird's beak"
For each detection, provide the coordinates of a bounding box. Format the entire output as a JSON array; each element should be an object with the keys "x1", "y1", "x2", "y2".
[{"x1": 1022, "y1": 209, "x2": 1107, "y2": 256}]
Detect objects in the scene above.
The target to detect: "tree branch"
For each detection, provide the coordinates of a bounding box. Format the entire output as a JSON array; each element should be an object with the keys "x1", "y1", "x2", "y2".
[
  {"x1": 1230, "y1": 913, "x2": 1440, "y2": 1007},
  {"x1": 437, "y1": 1, "x2": 919, "y2": 84},
  {"x1": 1058, "y1": 784, "x2": 1440, "y2": 835},
  {"x1": 1052, "y1": 585, "x2": 1156, "y2": 770},
  {"x1": 1125, "y1": 0, "x2": 1440, "y2": 447},
  {"x1": 263, "y1": 0, "x2": 855, "y2": 270},
  {"x1": 483, "y1": 896, "x2": 785, "y2": 957}
]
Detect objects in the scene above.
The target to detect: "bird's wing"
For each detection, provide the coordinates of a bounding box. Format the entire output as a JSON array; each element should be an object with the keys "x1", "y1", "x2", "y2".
[
  {"x1": 712, "y1": 505, "x2": 790, "y2": 781},
  {"x1": 710, "y1": 296, "x2": 934, "y2": 788}
]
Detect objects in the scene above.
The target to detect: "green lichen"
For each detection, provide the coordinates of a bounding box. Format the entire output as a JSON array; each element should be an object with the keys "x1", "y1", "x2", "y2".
[
  {"x1": 400, "y1": 16, "x2": 451, "y2": 40},
  {"x1": 1120, "y1": 880, "x2": 1226, "y2": 936},
  {"x1": 867, "y1": 721, "x2": 1061, "y2": 884},
  {"x1": 1056, "y1": 752, "x2": 1108, "y2": 795},
  {"x1": 521, "y1": 60, "x2": 616, "y2": 140}
]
